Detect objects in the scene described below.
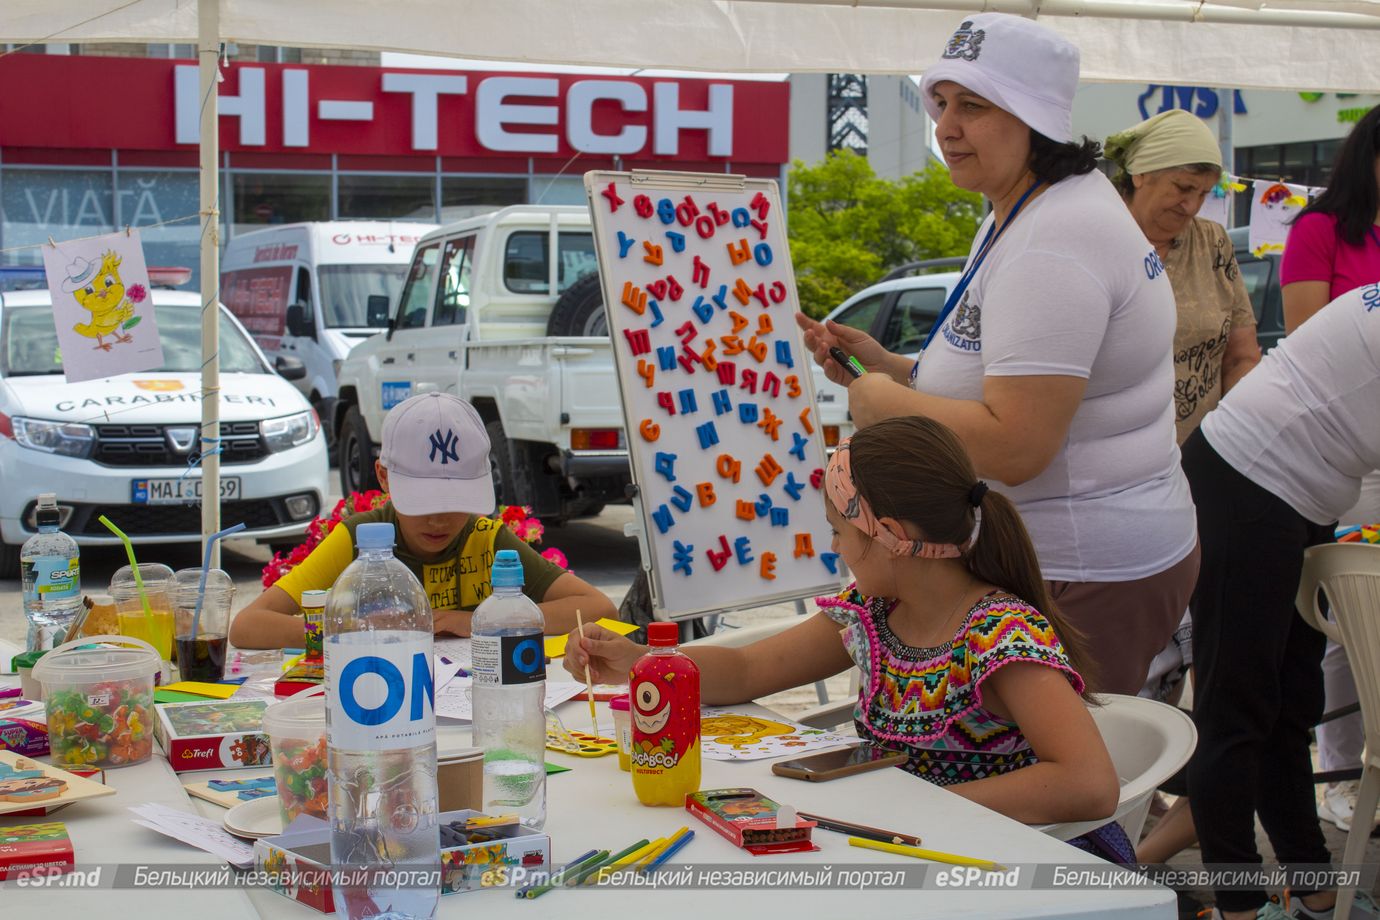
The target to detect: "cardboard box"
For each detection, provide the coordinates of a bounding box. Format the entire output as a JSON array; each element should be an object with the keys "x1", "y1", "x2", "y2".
[
  {"x1": 254, "y1": 810, "x2": 550, "y2": 914},
  {"x1": 0, "y1": 821, "x2": 73, "y2": 880},
  {"x1": 0, "y1": 717, "x2": 48, "y2": 758},
  {"x1": 155, "y1": 698, "x2": 272, "y2": 773},
  {"x1": 686, "y1": 788, "x2": 818, "y2": 855}
]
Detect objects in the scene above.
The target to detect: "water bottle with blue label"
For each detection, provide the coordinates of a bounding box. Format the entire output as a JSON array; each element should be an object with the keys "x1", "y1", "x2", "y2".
[
  {"x1": 470, "y1": 549, "x2": 547, "y2": 829},
  {"x1": 21, "y1": 493, "x2": 81, "y2": 651},
  {"x1": 324, "y1": 522, "x2": 440, "y2": 920}
]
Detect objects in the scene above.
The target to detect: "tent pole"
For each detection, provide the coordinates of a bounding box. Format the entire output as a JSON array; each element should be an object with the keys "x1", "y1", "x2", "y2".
[{"x1": 198, "y1": 0, "x2": 223, "y2": 568}]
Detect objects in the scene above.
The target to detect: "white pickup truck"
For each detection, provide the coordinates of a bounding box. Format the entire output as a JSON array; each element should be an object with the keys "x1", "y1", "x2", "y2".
[{"x1": 333, "y1": 205, "x2": 847, "y2": 521}]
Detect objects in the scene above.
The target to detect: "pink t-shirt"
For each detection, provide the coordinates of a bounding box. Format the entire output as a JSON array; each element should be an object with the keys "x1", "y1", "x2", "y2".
[{"x1": 1281, "y1": 211, "x2": 1380, "y2": 300}]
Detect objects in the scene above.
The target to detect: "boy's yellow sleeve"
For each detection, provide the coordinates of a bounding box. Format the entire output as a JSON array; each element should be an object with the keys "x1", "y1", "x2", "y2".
[{"x1": 272, "y1": 525, "x2": 355, "y2": 606}]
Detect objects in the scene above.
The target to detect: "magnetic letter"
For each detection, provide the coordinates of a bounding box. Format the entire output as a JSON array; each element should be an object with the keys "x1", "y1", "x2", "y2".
[
  {"x1": 692, "y1": 255, "x2": 711, "y2": 289},
  {"x1": 695, "y1": 214, "x2": 716, "y2": 239},
  {"x1": 672, "y1": 540, "x2": 694, "y2": 576},
  {"x1": 727, "y1": 238, "x2": 751, "y2": 266},
  {"x1": 666, "y1": 275, "x2": 684, "y2": 301},
  {"x1": 738, "y1": 402, "x2": 759, "y2": 424},
  {"x1": 731, "y1": 207, "x2": 751, "y2": 228},
  {"x1": 754, "y1": 492, "x2": 773, "y2": 518},
  {"x1": 657, "y1": 197, "x2": 676, "y2": 224},
  {"x1": 789, "y1": 431, "x2": 809, "y2": 461},
  {"x1": 794, "y1": 533, "x2": 815, "y2": 558},
  {"x1": 677, "y1": 388, "x2": 698, "y2": 414},
  {"x1": 643, "y1": 240, "x2": 663, "y2": 266},
  {"x1": 735, "y1": 500, "x2": 756, "y2": 522},
  {"x1": 770, "y1": 507, "x2": 789, "y2": 527},
  {"x1": 821, "y1": 552, "x2": 841, "y2": 575},
  {"x1": 716, "y1": 361, "x2": 736, "y2": 385},
  {"x1": 798, "y1": 405, "x2": 813, "y2": 432},
  {"x1": 616, "y1": 230, "x2": 635, "y2": 258},
  {"x1": 654, "y1": 451, "x2": 677, "y2": 481},
  {"x1": 712, "y1": 388, "x2": 732, "y2": 415},
  {"x1": 637, "y1": 359, "x2": 655, "y2": 388},
  {"x1": 638, "y1": 418, "x2": 660, "y2": 441},
  {"x1": 656, "y1": 391, "x2": 676, "y2": 416},
  {"x1": 750, "y1": 190, "x2": 770, "y2": 220},
  {"x1": 756, "y1": 453, "x2": 783, "y2": 486},
  {"x1": 622, "y1": 327, "x2": 650, "y2": 355},
  {"x1": 621, "y1": 281, "x2": 647, "y2": 315},
  {"x1": 740, "y1": 368, "x2": 759, "y2": 394},
  {"x1": 707, "y1": 535, "x2": 732, "y2": 571},
  {"x1": 696, "y1": 482, "x2": 717, "y2": 507},
  {"x1": 602, "y1": 182, "x2": 625, "y2": 212},
  {"x1": 651, "y1": 504, "x2": 674, "y2": 534},
  {"x1": 757, "y1": 408, "x2": 782, "y2": 441},
  {"x1": 711, "y1": 284, "x2": 730, "y2": 312},
  {"x1": 716, "y1": 453, "x2": 742, "y2": 483},
  {"x1": 734, "y1": 536, "x2": 754, "y2": 565},
  {"x1": 783, "y1": 471, "x2": 805, "y2": 501},
  {"x1": 633, "y1": 194, "x2": 653, "y2": 218},
  {"x1": 657, "y1": 345, "x2": 677, "y2": 371},
  {"x1": 754, "y1": 243, "x2": 773, "y2": 266},
  {"x1": 696, "y1": 421, "x2": 719, "y2": 450},
  {"x1": 760, "y1": 552, "x2": 777, "y2": 581},
  {"x1": 665, "y1": 230, "x2": 686, "y2": 253},
  {"x1": 691, "y1": 295, "x2": 713, "y2": 325},
  {"x1": 775, "y1": 340, "x2": 793, "y2": 368},
  {"x1": 761, "y1": 371, "x2": 781, "y2": 397},
  {"x1": 675, "y1": 321, "x2": 696, "y2": 344},
  {"x1": 732, "y1": 277, "x2": 753, "y2": 306},
  {"x1": 769, "y1": 280, "x2": 788, "y2": 304},
  {"x1": 670, "y1": 485, "x2": 694, "y2": 513}
]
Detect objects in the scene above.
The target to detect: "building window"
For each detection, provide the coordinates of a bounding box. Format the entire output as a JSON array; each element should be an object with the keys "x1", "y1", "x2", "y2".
[
  {"x1": 255, "y1": 46, "x2": 302, "y2": 64},
  {"x1": 231, "y1": 172, "x2": 329, "y2": 234},
  {"x1": 441, "y1": 177, "x2": 527, "y2": 222},
  {"x1": 119, "y1": 170, "x2": 207, "y2": 289},
  {"x1": 337, "y1": 174, "x2": 436, "y2": 222},
  {"x1": 0, "y1": 169, "x2": 113, "y2": 264}
]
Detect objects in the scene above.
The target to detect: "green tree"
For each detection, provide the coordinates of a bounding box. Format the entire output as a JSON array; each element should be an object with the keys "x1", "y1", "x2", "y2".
[{"x1": 787, "y1": 150, "x2": 982, "y2": 318}]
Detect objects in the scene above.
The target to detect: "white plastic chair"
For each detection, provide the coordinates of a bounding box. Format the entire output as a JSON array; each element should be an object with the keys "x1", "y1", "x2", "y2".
[
  {"x1": 1037, "y1": 694, "x2": 1198, "y2": 844},
  {"x1": 1296, "y1": 543, "x2": 1380, "y2": 920}
]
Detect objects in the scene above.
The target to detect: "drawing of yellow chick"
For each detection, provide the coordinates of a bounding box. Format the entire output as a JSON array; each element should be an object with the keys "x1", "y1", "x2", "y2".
[{"x1": 62, "y1": 250, "x2": 142, "y2": 351}]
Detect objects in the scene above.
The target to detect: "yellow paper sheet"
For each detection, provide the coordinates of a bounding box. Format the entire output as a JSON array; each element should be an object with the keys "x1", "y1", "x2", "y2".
[
  {"x1": 159, "y1": 680, "x2": 239, "y2": 699},
  {"x1": 544, "y1": 618, "x2": 639, "y2": 658}
]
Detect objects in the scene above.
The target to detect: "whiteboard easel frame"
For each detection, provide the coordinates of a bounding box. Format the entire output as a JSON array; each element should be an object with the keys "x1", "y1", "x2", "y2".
[{"x1": 585, "y1": 169, "x2": 842, "y2": 622}]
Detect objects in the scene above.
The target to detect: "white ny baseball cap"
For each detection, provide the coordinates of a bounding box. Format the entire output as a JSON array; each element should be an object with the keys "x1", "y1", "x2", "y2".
[
  {"x1": 379, "y1": 392, "x2": 495, "y2": 516},
  {"x1": 920, "y1": 13, "x2": 1080, "y2": 144}
]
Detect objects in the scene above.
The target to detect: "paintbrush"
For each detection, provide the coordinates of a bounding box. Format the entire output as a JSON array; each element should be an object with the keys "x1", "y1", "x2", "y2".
[{"x1": 575, "y1": 609, "x2": 600, "y2": 739}]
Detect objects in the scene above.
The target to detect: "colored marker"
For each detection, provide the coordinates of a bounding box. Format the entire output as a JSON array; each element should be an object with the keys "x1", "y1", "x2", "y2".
[{"x1": 829, "y1": 346, "x2": 863, "y2": 379}]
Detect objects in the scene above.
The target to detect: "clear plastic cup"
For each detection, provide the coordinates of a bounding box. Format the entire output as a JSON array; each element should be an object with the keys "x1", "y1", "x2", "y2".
[
  {"x1": 610, "y1": 694, "x2": 632, "y2": 772},
  {"x1": 262, "y1": 689, "x2": 329, "y2": 827},
  {"x1": 171, "y1": 568, "x2": 234, "y2": 682},
  {"x1": 110, "y1": 563, "x2": 174, "y2": 662}
]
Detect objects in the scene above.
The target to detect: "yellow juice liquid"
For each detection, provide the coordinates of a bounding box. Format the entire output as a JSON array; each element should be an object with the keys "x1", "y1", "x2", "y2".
[{"x1": 118, "y1": 608, "x2": 174, "y2": 660}]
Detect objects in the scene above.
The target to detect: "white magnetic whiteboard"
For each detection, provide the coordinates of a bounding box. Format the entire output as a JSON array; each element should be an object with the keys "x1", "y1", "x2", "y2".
[{"x1": 585, "y1": 169, "x2": 840, "y2": 620}]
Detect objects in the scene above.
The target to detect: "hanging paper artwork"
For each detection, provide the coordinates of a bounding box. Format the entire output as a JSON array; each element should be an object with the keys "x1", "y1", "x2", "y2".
[
  {"x1": 41, "y1": 229, "x2": 164, "y2": 383},
  {"x1": 1247, "y1": 179, "x2": 1310, "y2": 257},
  {"x1": 1197, "y1": 175, "x2": 1241, "y2": 229}
]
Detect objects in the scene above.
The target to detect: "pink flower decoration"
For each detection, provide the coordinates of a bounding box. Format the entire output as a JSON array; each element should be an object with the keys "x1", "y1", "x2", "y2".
[
  {"x1": 521, "y1": 520, "x2": 545, "y2": 543},
  {"x1": 541, "y1": 547, "x2": 569, "y2": 570},
  {"x1": 127, "y1": 284, "x2": 147, "y2": 304}
]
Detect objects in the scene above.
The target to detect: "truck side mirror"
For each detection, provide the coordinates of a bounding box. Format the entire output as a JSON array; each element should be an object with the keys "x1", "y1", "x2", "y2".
[
  {"x1": 285, "y1": 303, "x2": 314, "y2": 338},
  {"x1": 367, "y1": 295, "x2": 391, "y2": 328},
  {"x1": 274, "y1": 355, "x2": 307, "y2": 381}
]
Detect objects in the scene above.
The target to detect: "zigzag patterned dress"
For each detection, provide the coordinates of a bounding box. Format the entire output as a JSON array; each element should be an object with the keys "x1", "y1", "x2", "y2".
[
  {"x1": 818, "y1": 584, "x2": 1135, "y2": 864},
  {"x1": 818, "y1": 584, "x2": 1083, "y2": 784}
]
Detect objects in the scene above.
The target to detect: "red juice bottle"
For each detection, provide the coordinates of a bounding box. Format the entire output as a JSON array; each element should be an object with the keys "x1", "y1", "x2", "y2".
[{"x1": 630, "y1": 623, "x2": 701, "y2": 806}]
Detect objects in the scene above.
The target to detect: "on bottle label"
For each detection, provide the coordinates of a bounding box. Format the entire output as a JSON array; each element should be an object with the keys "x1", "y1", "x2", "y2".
[
  {"x1": 325, "y1": 633, "x2": 436, "y2": 751},
  {"x1": 471, "y1": 634, "x2": 545, "y2": 687}
]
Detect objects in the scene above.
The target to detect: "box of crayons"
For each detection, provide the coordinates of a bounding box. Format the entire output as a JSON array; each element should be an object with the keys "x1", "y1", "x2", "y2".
[
  {"x1": 685, "y1": 788, "x2": 818, "y2": 855},
  {"x1": 253, "y1": 810, "x2": 550, "y2": 913}
]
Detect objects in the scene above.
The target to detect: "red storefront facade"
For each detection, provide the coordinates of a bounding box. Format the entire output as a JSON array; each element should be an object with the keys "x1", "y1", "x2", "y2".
[{"x1": 0, "y1": 54, "x2": 791, "y2": 284}]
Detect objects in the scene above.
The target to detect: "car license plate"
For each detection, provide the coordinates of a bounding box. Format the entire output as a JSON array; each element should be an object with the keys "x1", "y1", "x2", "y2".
[{"x1": 131, "y1": 477, "x2": 241, "y2": 505}]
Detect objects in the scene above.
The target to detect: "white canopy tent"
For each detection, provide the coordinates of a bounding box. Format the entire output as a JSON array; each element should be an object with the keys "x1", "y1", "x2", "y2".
[{"x1": 5, "y1": 0, "x2": 1379, "y2": 558}]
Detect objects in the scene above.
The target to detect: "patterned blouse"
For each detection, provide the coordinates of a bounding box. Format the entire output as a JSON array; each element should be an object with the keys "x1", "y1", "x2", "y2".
[{"x1": 818, "y1": 584, "x2": 1085, "y2": 787}]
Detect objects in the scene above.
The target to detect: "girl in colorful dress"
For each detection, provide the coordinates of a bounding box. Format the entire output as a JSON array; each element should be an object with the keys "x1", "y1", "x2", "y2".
[{"x1": 567, "y1": 415, "x2": 1121, "y2": 836}]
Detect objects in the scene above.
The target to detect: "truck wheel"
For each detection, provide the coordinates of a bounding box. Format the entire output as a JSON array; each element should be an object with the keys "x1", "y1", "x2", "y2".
[
  {"x1": 339, "y1": 407, "x2": 380, "y2": 497},
  {"x1": 486, "y1": 420, "x2": 527, "y2": 509},
  {"x1": 0, "y1": 539, "x2": 18, "y2": 580},
  {"x1": 545, "y1": 273, "x2": 608, "y2": 337}
]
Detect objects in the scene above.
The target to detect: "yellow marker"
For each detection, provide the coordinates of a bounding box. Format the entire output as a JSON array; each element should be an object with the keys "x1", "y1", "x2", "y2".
[
  {"x1": 596, "y1": 839, "x2": 664, "y2": 882},
  {"x1": 638, "y1": 826, "x2": 690, "y2": 872},
  {"x1": 847, "y1": 836, "x2": 1004, "y2": 871}
]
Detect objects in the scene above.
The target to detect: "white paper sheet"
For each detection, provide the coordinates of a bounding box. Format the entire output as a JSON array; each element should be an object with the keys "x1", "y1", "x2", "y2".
[
  {"x1": 433, "y1": 637, "x2": 473, "y2": 670},
  {"x1": 433, "y1": 654, "x2": 468, "y2": 692},
  {"x1": 41, "y1": 229, "x2": 164, "y2": 383},
  {"x1": 433, "y1": 676, "x2": 583, "y2": 721},
  {"x1": 128, "y1": 802, "x2": 256, "y2": 868},
  {"x1": 698, "y1": 708, "x2": 854, "y2": 761}
]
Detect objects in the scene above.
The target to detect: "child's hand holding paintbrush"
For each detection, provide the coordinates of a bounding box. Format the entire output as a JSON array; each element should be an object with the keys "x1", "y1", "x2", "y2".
[{"x1": 563, "y1": 620, "x2": 644, "y2": 685}]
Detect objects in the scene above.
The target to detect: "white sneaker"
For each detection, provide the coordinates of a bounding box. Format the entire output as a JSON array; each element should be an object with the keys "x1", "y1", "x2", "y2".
[{"x1": 1318, "y1": 780, "x2": 1376, "y2": 833}]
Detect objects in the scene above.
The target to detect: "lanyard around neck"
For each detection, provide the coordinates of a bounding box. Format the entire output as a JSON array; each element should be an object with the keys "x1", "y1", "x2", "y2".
[{"x1": 917, "y1": 180, "x2": 1044, "y2": 356}]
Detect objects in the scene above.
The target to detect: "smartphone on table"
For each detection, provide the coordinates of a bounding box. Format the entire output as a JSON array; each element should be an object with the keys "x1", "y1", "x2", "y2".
[{"x1": 771, "y1": 742, "x2": 908, "y2": 782}]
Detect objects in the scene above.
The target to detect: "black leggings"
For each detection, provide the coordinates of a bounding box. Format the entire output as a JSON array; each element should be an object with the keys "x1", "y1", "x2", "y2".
[{"x1": 1181, "y1": 430, "x2": 1332, "y2": 913}]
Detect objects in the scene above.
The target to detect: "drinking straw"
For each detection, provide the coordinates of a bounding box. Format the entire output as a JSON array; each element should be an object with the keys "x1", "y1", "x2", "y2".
[
  {"x1": 98, "y1": 515, "x2": 153, "y2": 621},
  {"x1": 191, "y1": 522, "x2": 246, "y2": 640},
  {"x1": 847, "y1": 836, "x2": 1004, "y2": 871},
  {"x1": 575, "y1": 609, "x2": 600, "y2": 739}
]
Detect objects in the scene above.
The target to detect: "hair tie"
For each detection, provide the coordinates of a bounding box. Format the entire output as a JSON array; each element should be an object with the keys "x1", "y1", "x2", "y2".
[{"x1": 968, "y1": 481, "x2": 989, "y2": 507}]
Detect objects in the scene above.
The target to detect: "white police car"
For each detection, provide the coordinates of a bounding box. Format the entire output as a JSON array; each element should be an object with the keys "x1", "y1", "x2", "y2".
[{"x1": 0, "y1": 283, "x2": 329, "y2": 576}]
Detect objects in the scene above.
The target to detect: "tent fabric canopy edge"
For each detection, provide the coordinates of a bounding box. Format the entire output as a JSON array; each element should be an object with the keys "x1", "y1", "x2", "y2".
[{"x1": 5, "y1": 0, "x2": 1380, "y2": 92}]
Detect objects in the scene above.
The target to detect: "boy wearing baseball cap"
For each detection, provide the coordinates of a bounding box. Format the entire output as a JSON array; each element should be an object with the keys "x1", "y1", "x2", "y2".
[{"x1": 230, "y1": 392, "x2": 618, "y2": 649}]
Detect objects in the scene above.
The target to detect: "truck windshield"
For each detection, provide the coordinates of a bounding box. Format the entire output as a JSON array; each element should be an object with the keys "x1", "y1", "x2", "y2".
[
  {"x1": 318, "y1": 263, "x2": 410, "y2": 328},
  {"x1": 503, "y1": 232, "x2": 599, "y2": 295},
  {"x1": 2, "y1": 304, "x2": 266, "y2": 376}
]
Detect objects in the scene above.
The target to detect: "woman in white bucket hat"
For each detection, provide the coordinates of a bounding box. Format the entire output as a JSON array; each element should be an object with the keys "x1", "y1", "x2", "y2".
[{"x1": 797, "y1": 13, "x2": 1198, "y2": 701}]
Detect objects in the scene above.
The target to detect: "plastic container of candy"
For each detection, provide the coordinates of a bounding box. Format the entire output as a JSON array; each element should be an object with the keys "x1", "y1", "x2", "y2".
[
  {"x1": 32, "y1": 634, "x2": 159, "y2": 768},
  {"x1": 262, "y1": 686, "x2": 328, "y2": 826}
]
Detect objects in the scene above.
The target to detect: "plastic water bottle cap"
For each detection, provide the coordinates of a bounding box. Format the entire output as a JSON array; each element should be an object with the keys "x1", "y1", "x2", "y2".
[
  {"x1": 355, "y1": 522, "x2": 395, "y2": 550},
  {"x1": 490, "y1": 548, "x2": 525, "y2": 588}
]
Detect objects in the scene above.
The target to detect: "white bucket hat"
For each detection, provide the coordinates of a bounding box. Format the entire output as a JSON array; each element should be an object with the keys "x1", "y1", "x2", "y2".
[
  {"x1": 379, "y1": 392, "x2": 495, "y2": 516},
  {"x1": 920, "y1": 13, "x2": 1080, "y2": 144}
]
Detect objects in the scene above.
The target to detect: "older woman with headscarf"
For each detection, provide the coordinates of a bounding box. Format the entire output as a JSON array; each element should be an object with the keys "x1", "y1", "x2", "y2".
[
  {"x1": 1106, "y1": 110, "x2": 1262, "y2": 444},
  {"x1": 797, "y1": 13, "x2": 1200, "y2": 698},
  {"x1": 1103, "y1": 109, "x2": 1263, "y2": 869}
]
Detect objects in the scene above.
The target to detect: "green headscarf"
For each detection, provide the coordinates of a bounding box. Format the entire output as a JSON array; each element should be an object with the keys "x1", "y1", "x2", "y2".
[{"x1": 1104, "y1": 109, "x2": 1222, "y2": 183}]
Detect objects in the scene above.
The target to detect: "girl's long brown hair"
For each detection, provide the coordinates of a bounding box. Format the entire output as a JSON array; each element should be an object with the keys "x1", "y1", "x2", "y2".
[{"x1": 848, "y1": 415, "x2": 1098, "y2": 697}]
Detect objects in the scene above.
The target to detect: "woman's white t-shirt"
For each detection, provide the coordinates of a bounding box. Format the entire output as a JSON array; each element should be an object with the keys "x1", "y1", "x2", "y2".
[
  {"x1": 1202, "y1": 283, "x2": 1380, "y2": 525},
  {"x1": 913, "y1": 170, "x2": 1197, "y2": 582}
]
